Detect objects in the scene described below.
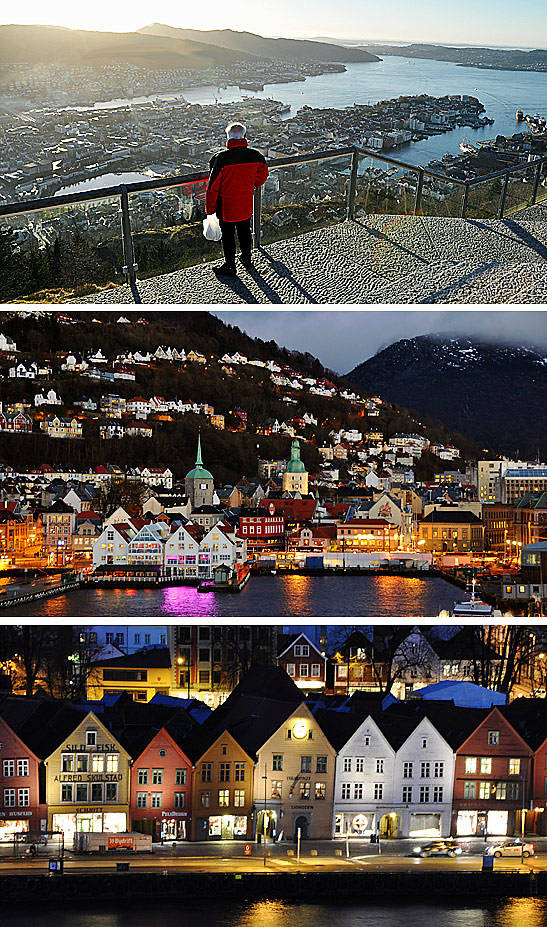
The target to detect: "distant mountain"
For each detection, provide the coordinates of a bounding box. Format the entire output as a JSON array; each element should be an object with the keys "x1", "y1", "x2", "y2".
[
  {"x1": 358, "y1": 42, "x2": 547, "y2": 72},
  {"x1": 346, "y1": 335, "x2": 547, "y2": 460},
  {"x1": 138, "y1": 24, "x2": 380, "y2": 63},
  {"x1": 0, "y1": 24, "x2": 259, "y2": 68}
]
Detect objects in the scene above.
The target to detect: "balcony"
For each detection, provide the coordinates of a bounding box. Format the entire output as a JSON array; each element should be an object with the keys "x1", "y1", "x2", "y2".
[{"x1": 1, "y1": 146, "x2": 547, "y2": 304}]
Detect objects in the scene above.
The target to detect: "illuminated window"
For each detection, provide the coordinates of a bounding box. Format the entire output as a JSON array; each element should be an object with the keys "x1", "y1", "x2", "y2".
[
  {"x1": 299, "y1": 782, "x2": 311, "y2": 800},
  {"x1": 137, "y1": 769, "x2": 148, "y2": 785},
  {"x1": 480, "y1": 758, "x2": 492, "y2": 775},
  {"x1": 465, "y1": 757, "x2": 477, "y2": 774},
  {"x1": 479, "y1": 782, "x2": 491, "y2": 799},
  {"x1": 218, "y1": 789, "x2": 229, "y2": 807},
  {"x1": 106, "y1": 754, "x2": 119, "y2": 773},
  {"x1": 92, "y1": 755, "x2": 105, "y2": 774},
  {"x1": 509, "y1": 759, "x2": 521, "y2": 775},
  {"x1": 61, "y1": 754, "x2": 74, "y2": 773},
  {"x1": 17, "y1": 788, "x2": 29, "y2": 807},
  {"x1": 234, "y1": 790, "x2": 245, "y2": 807},
  {"x1": 16, "y1": 759, "x2": 29, "y2": 777}
]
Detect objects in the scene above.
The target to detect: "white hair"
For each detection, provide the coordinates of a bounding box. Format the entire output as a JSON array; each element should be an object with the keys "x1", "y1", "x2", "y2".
[{"x1": 226, "y1": 122, "x2": 246, "y2": 139}]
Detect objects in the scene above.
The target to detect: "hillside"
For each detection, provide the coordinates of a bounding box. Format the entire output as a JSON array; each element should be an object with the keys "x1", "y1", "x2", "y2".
[
  {"x1": 138, "y1": 24, "x2": 380, "y2": 63},
  {"x1": 359, "y1": 42, "x2": 547, "y2": 72},
  {"x1": 0, "y1": 24, "x2": 259, "y2": 68},
  {"x1": 347, "y1": 335, "x2": 547, "y2": 460},
  {"x1": 0, "y1": 312, "x2": 481, "y2": 485}
]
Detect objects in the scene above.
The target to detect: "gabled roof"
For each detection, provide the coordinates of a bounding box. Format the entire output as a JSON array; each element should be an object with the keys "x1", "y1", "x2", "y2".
[
  {"x1": 91, "y1": 647, "x2": 171, "y2": 670},
  {"x1": 277, "y1": 633, "x2": 324, "y2": 661}
]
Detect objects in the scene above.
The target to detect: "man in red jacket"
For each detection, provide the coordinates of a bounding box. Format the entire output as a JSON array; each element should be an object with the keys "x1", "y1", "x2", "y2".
[{"x1": 205, "y1": 122, "x2": 269, "y2": 278}]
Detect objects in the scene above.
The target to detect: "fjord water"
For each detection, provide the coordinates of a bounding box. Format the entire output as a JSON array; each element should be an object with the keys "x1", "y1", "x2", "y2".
[
  {"x1": 9, "y1": 898, "x2": 547, "y2": 927},
  {"x1": 8, "y1": 575, "x2": 464, "y2": 617}
]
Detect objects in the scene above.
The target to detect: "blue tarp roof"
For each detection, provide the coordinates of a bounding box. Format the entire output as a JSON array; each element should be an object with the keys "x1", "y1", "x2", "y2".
[{"x1": 414, "y1": 680, "x2": 506, "y2": 708}]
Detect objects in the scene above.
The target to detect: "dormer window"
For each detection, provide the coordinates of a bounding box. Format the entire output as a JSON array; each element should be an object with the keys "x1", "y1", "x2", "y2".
[{"x1": 86, "y1": 730, "x2": 97, "y2": 747}]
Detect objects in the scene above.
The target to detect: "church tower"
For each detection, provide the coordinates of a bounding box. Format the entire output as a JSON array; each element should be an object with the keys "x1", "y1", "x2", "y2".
[
  {"x1": 185, "y1": 435, "x2": 214, "y2": 509},
  {"x1": 282, "y1": 439, "x2": 308, "y2": 495}
]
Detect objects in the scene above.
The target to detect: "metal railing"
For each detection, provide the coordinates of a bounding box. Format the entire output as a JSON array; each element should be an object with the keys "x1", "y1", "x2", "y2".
[{"x1": 1, "y1": 144, "x2": 546, "y2": 292}]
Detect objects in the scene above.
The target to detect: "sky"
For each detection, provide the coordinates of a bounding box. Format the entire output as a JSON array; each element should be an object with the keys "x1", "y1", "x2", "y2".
[
  {"x1": 212, "y1": 309, "x2": 547, "y2": 374},
  {"x1": 4, "y1": 0, "x2": 547, "y2": 47}
]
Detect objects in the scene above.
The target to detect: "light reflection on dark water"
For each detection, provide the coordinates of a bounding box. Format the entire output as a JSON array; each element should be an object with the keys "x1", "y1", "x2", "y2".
[
  {"x1": 6, "y1": 898, "x2": 547, "y2": 927},
  {"x1": 7, "y1": 575, "x2": 462, "y2": 617}
]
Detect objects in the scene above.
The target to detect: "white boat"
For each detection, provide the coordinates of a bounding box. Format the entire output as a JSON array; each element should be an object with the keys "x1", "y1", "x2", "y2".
[{"x1": 439, "y1": 578, "x2": 504, "y2": 618}]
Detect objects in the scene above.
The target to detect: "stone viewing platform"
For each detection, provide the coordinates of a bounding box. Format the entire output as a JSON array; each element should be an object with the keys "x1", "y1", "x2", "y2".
[{"x1": 81, "y1": 204, "x2": 547, "y2": 304}]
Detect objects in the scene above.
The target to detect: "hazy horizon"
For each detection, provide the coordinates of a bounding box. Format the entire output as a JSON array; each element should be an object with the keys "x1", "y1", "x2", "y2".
[{"x1": 2, "y1": 2, "x2": 545, "y2": 49}]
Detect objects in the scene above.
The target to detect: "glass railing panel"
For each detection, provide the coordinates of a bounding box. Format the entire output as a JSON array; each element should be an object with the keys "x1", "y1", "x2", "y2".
[
  {"x1": 354, "y1": 154, "x2": 419, "y2": 217},
  {"x1": 536, "y1": 161, "x2": 547, "y2": 205},
  {"x1": 503, "y1": 163, "x2": 538, "y2": 216},
  {"x1": 127, "y1": 178, "x2": 216, "y2": 280},
  {"x1": 260, "y1": 153, "x2": 353, "y2": 246},
  {"x1": 464, "y1": 175, "x2": 504, "y2": 219},
  {"x1": 419, "y1": 172, "x2": 464, "y2": 218},
  {"x1": 0, "y1": 195, "x2": 124, "y2": 304}
]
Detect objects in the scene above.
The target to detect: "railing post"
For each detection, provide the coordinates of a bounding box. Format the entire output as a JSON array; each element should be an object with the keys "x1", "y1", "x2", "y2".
[
  {"x1": 253, "y1": 185, "x2": 262, "y2": 249},
  {"x1": 498, "y1": 171, "x2": 510, "y2": 219},
  {"x1": 119, "y1": 185, "x2": 137, "y2": 286},
  {"x1": 531, "y1": 160, "x2": 543, "y2": 207},
  {"x1": 414, "y1": 169, "x2": 424, "y2": 215},
  {"x1": 460, "y1": 182, "x2": 470, "y2": 219},
  {"x1": 347, "y1": 147, "x2": 360, "y2": 220}
]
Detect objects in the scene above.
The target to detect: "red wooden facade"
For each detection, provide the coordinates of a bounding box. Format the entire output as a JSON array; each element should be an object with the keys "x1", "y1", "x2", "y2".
[
  {"x1": 130, "y1": 728, "x2": 192, "y2": 841},
  {"x1": 0, "y1": 717, "x2": 47, "y2": 838}
]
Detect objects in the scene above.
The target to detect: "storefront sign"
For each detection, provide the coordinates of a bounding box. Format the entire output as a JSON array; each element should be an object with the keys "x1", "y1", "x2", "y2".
[
  {"x1": 290, "y1": 805, "x2": 313, "y2": 811},
  {"x1": 64, "y1": 743, "x2": 116, "y2": 752},
  {"x1": 161, "y1": 811, "x2": 187, "y2": 818},
  {"x1": 55, "y1": 774, "x2": 123, "y2": 782},
  {"x1": 108, "y1": 834, "x2": 134, "y2": 850}
]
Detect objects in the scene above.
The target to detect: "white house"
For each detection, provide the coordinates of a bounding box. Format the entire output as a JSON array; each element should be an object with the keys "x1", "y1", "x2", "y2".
[
  {"x1": 332, "y1": 713, "x2": 455, "y2": 840},
  {"x1": 34, "y1": 389, "x2": 62, "y2": 407},
  {"x1": 0, "y1": 333, "x2": 17, "y2": 352}
]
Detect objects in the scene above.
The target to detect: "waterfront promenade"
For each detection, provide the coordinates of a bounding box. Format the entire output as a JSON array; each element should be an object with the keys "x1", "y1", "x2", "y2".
[{"x1": 81, "y1": 207, "x2": 547, "y2": 304}]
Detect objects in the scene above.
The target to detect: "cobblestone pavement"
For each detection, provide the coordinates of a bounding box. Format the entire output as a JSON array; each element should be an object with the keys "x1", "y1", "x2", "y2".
[{"x1": 81, "y1": 207, "x2": 547, "y2": 304}]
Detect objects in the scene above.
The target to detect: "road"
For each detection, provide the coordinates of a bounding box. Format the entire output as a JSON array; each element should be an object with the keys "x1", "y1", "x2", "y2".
[{"x1": 1, "y1": 837, "x2": 546, "y2": 876}]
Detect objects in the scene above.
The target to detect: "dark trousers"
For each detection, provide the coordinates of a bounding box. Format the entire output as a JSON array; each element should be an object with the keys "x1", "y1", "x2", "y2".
[
  {"x1": 219, "y1": 216, "x2": 252, "y2": 268},
  {"x1": 217, "y1": 199, "x2": 252, "y2": 267}
]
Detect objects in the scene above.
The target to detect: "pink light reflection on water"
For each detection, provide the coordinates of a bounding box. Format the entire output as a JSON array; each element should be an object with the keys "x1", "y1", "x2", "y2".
[{"x1": 160, "y1": 585, "x2": 222, "y2": 617}]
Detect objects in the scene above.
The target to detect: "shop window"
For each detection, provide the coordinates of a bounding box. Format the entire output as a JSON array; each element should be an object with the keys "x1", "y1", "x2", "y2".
[
  {"x1": 175, "y1": 769, "x2": 187, "y2": 786},
  {"x1": 174, "y1": 792, "x2": 185, "y2": 809},
  {"x1": 151, "y1": 793, "x2": 162, "y2": 809}
]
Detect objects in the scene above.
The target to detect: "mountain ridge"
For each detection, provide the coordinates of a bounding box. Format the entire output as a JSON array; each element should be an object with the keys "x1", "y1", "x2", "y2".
[{"x1": 346, "y1": 334, "x2": 547, "y2": 460}]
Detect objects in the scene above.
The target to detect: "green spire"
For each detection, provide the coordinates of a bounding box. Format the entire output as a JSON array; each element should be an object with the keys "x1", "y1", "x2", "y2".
[
  {"x1": 196, "y1": 432, "x2": 203, "y2": 467},
  {"x1": 286, "y1": 439, "x2": 307, "y2": 473},
  {"x1": 185, "y1": 431, "x2": 214, "y2": 481}
]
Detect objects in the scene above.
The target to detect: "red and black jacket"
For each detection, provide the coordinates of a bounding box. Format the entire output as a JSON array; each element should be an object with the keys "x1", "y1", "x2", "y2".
[{"x1": 206, "y1": 138, "x2": 269, "y2": 223}]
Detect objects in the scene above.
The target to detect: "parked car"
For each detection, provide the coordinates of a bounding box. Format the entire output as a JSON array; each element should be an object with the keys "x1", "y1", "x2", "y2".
[
  {"x1": 412, "y1": 840, "x2": 463, "y2": 858},
  {"x1": 485, "y1": 840, "x2": 535, "y2": 858}
]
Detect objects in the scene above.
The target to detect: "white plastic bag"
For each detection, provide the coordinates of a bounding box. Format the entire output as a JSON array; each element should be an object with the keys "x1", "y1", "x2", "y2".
[{"x1": 203, "y1": 213, "x2": 222, "y2": 241}]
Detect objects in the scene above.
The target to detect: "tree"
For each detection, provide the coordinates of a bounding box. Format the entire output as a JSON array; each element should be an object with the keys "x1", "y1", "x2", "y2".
[
  {"x1": 456, "y1": 626, "x2": 545, "y2": 695},
  {"x1": 331, "y1": 625, "x2": 435, "y2": 696}
]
